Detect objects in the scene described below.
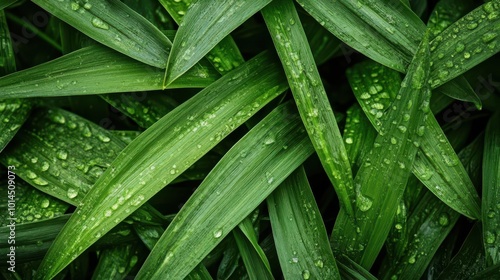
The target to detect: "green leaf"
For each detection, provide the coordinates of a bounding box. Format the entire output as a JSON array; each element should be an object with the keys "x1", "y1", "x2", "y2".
[
  {"x1": 0, "y1": 179, "x2": 69, "y2": 226},
  {"x1": 267, "y1": 166, "x2": 341, "y2": 279},
  {"x1": 164, "y1": 0, "x2": 271, "y2": 85},
  {"x1": 135, "y1": 102, "x2": 314, "y2": 279},
  {"x1": 429, "y1": 1, "x2": 500, "y2": 88},
  {"x1": 437, "y1": 223, "x2": 486, "y2": 279},
  {"x1": 342, "y1": 104, "x2": 377, "y2": 175},
  {"x1": 433, "y1": 76, "x2": 481, "y2": 110},
  {"x1": 380, "y1": 191, "x2": 460, "y2": 280},
  {"x1": 233, "y1": 223, "x2": 274, "y2": 280},
  {"x1": 336, "y1": 256, "x2": 377, "y2": 280},
  {"x1": 0, "y1": 10, "x2": 16, "y2": 76},
  {"x1": 32, "y1": 0, "x2": 171, "y2": 68},
  {"x1": 262, "y1": 0, "x2": 355, "y2": 216},
  {"x1": 91, "y1": 243, "x2": 140, "y2": 279},
  {"x1": 483, "y1": 112, "x2": 500, "y2": 265},
  {"x1": 159, "y1": 0, "x2": 245, "y2": 75},
  {"x1": 332, "y1": 31, "x2": 432, "y2": 269},
  {"x1": 347, "y1": 60, "x2": 481, "y2": 219},
  {"x1": 0, "y1": 45, "x2": 220, "y2": 99},
  {"x1": 35, "y1": 52, "x2": 289, "y2": 279},
  {"x1": 296, "y1": 0, "x2": 425, "y2": 72}
]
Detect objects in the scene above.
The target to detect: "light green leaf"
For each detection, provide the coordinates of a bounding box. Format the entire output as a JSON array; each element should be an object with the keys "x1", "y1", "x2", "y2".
[
  {"x1": 267, "y1": 166, "x2": 341, "y2": 279},
  {"x1": 483, "y1": 112, "x2": 500, "y2": 265},
  {"x1": 347, "y1": 60, "x2": 481, "y2": 219},
  {"x1": 135, "y1": 102, "x2": 314, "y2": 279},
  {"x1": 164, "y1": 0, "x2": 271, "y2": 85},
  {"x1": 332, "y1": 31, "x2": 432, "y2": 269},
  {"x1": 35, "y1": 52, "x2": 289, "y2": 279},
  {"x1": 262, "y1": 0, "x2": 355, "y2": 216},
  {"x1": 159, "y1": 0, "x2": 245, "y2": 75},
  {"x1": 296, "y1": 0, "x2": 425, "y2": 72},
  {"x1": 429, "y1": 1, "x2": 500, "y2": 88},
  {"x1": 32, "y1": 0, "x2": 171, "y2": 68},
  {"x1": 0, "y1": 45, "x2": 219, "y2": 99}
]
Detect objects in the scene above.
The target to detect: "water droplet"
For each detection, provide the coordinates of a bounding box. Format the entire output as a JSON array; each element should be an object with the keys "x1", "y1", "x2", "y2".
[
  {"x1": 40, "y1": 199, "x2": 50, "y2": 208},
  {"x1": 467, "y1": 22, "x2": 478, "y2": 30},
  {"x1": 482, "y1": 32, "x2": 498, "y2": 43},
  {"x1": 291, "y1": 257, "x2": 299, "y2": 263},
  {"x1": 83, "y1": 3, "x2": 92, "y2": 9},
  {"x1": 488, "y1": 210, "x2": 496, "y2": 218},
  {"x1": 438, "y1": 213, "x2": 450, "y2": 226},
  {"x1": 26, "y1": 170, "x2": 38, "y2": 179},
  {"x1": 67, "y1": 188, "x2": 79, "y2": 199},
  {"x1": 455, "y1": 43, "x2": 465, "y2": 53},
  {"x1": 314, "y1": 259, "x2": 324, "y2": 268},
  {"x1": 91, "y1": 17, "x2": 110, "y2": 30},
  {"x1": 360, "y1": 92, "x2": 371, "y2": 99},
  {"x1": 34, "y1": 178, "x2": 49, "y2": 186},
  {"x1": 265, "y1": 172, "x2": 274, "y2": 184},
  {"x1": 398, "y1": 126, "x2": 407, "y2": 133},
  {"x1": 390, "y1": 137, "x2": 397, "y2": 144},
  {"x1": 57, "y1": 150, "x2": 68, "y2": 160},
  {"x1": 105, "y1": 210, "x2": 112, "y2": 217},
  {"x1": 357, "y1": 193, "x2": 373, "y2": 212},
  {"x1": 463, "y1": 52, "x2": 471, "y2": 59},
  {"x1": 345, "y1": 137, "x2": 353, "y2": 144},
  {"x1": 408, "y1": 255, "x2": 416, "y2": 264},
  {"x1": 302, "y1": 269, "x2": 310, "y2": 279},
  {"x1": 417, "y1": 126, "x2": 425, "y2": 136},
  {"x1": 213, "y1": 229, "x2": 223, "y2": 238},
  {"x1": 264, "y1": 135, "x2": 276, "y2": 145},
  {"x1": 98, "y1": 135, "x2": 111, "y2": 143},
  {"x1": 485, "y1": 231, "x2": 496, "y2": 244},
  {"x1": 71, "y1": 2, "x2": 80, "y2": 11}
]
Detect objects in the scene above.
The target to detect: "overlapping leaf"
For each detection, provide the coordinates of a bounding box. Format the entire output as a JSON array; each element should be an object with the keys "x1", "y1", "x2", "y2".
[
  {"x1": 35, "y1": 52, "x2": 289, "y2": 279},
  {"x1": 164, "y1": 0, "x2": 271, "y2": 85},
  {"x1": 332, "y1": 31, "x2": 432, "y2": 269},
  {"x1": 0, "y1": 45, "x2": 219, "y2": 99},
  {"x1": 267, "y1": 166, "x2": 341, "y2": 279},
  {"x1": 347, "y1": 60, "x2": 481, "y2": 219},
  {"x1": 262, "y1": 0, "x2": 355, "y2": 216},
  {"x1": 32, "y1": 0, "x2": 171, "y2": 68}
]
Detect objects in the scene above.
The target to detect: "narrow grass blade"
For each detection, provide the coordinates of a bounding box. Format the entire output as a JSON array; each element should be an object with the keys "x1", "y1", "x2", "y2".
[
  {"x1": 164, "y1": 0, "x2": 271, "y2": 85},
  {"x1": 429, "y1": 0, "x2": 500, "y2": 88},
  {"x1": 267, "y1": 166, "x2": 341, "y2": 279},
  {"x1": 0, "y1": 0, "x2": 18, "y2": 10},
  {"x1": 0, "y1": 215, "x2": 70, "y2": 264},
  {"x1": 470, "y1": 263, "x2": 500, "y2": 280},
  {"x1": 337, "y1": 256, "x2": 377, "y2": 280},
  {"x1": 425, "y1": 229, "x2": 459, "y2": 279},
  {"x1": 483, "y1": 112, "x2": 500, "y2": 265},
  {"x1": 0, "y1": 10, "x2": 32, "y2": 152},
  {"x1": 342, "y1": 104, "x2": 377, "y2": 174},
  {"x1": 91, "y1": 244, "x2": 139, "y2": 279},
  {"x1": 136, "y1": 102, "x2": 314, "y2": 279},
  {"x1": 184, "y1": 265, "x2": 213, "y2": 280},
  {"x1": 380, "y1": 191, "x2": 460, "y2": 280},
  {"x1": 262, "y1": 0, "x2": 355, "y2": 216},
  {"x1": 437, "y1": 223, "x2": 486, "y2": 279},
  {"x1": 296, "y1": 0, "x2": 425, "y2": 72},
  {"x1": 233, "y1": 226, "x2": 274, "y2": 280},
  {"x1": 0, "y1": 179, "x2": 68, "y2": 225},
  {"x1": 100, "y1": 92, "x2": 178, "y2": 129},
  {"x1": 237, "y1": 216, "x2": 272, "y2": 273},
  {"x1": 159, "y1": 0, "x2": 245, "y2": 75},
  {"x1": 32, "y1": 0, "x2": 171, "y2": 68},
  {"x1": 0, "y1": 108, "x2": 127, "y2": 205},
  {"x1": 0, "y1": 10, "x2": 16, "y2": 75},
  {"x1": 434, "y1": 76, "x2": 481, "y2": 109},
  {"x1": 0, "y1": 45, "x2": 219, "y2": 99},
  {"x1": 301, "y1": 15, "x2": 342, "y2": 65},
  {"x1": 347, "y1": 60, "x2": 481, "y2": 219},
  {"x1": 35, "y1": 52, "x2": 289, "y2": 279},
  {"x1": 332, "y1": 32, "x2": 432, "y2": 268}
]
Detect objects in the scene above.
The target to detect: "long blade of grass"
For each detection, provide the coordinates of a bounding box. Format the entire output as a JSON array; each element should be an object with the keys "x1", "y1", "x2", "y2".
[
  {"x1": 347, "y1": 60, "x2": 481, "y2": 219},
  {"x1": 164, "y1": 0, "x2": 271, "y2": 85},
  {"x1": 0, "y1": 45, "x2": 219, "y2": 99},
  {"x1": 0, "y1": 179, "x2": 68, "y2": 225},
  {"x1": 437, "y1": 223, "x2": 486, "y2": 279},
  {"x1": 296, "y1": 0, "x2": 424, "y2": 72},
  {"x1": 135, "y1": 102, "x2": 314, "y2": 279},
  {"x1": 336, "y1": 256, "x2": 377, "y2": 280},
  {"x1": 332, "y1": 31, "x2": 432, "y2": 269},
  {"x1": 32, "y1": 0, "x2": 171, "y2": 68},
  {"x1": 233, "y1": 225, "x2": 274, "y2": 280},
  {"x1": 35, "y1": 52, "x2": 289, "y2": 279},
  {"x1": 267, "y1": 166, "x2": 341, "y2": 279},
  {"x1": 380, "y1": 191, "x2": 460, "y2": 280},
  {"x1": 483, "y1": 112, "x2": 500, "y2": 265},
  {"x1": 0, "y1": 10, "x2": 32, "y2": 152},
  {"x1": 262, "y1": 0, "x2": 355, "y2": 216},
  {"x1": 297, "y1": 0, "x2": 489, "y2": 105},
  {"x1": 342, "y1": 104, "x2": 377, "y2": 175},
  {"x1": 159, "y1": 0, "x2": 245, "y2": 75},
  {"x1": 429, "y1": 0, "x2": 500, "y2": 88}
]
